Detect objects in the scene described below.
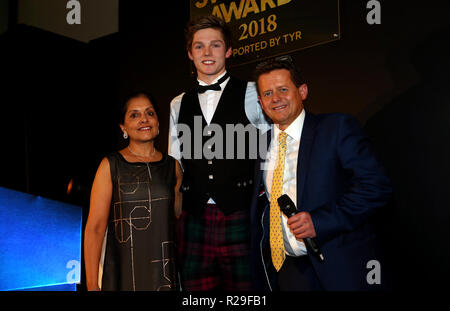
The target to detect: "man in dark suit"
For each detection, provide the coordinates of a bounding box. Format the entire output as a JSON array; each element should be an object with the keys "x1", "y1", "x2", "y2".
[{"x1": 250, "y1": 56, "x2": 392, "y2": 291}]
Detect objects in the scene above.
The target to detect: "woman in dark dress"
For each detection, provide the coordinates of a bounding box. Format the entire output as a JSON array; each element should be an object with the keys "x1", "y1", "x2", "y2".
[{"x1": 84, "y1": 93, "x2": 182, "y2": 291}]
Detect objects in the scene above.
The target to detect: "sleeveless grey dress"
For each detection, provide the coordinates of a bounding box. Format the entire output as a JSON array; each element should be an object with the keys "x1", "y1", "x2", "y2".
[{"x1": 101, "y1": 152, "x2": 178, "y2": 291}]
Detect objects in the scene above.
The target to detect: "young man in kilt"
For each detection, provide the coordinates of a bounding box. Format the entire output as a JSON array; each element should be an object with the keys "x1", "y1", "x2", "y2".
[{"x1": 168, "y1": 15, "x2": 269, "y2": 290}]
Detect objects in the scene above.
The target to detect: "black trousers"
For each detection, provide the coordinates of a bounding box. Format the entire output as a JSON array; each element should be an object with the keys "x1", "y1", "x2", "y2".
[{"x1": 278, "y1": 255, "x2": 324, "y2": 291}]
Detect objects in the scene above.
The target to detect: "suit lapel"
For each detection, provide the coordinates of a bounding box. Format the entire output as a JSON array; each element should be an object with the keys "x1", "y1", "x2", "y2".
[
  {"x1": 256, "y1": 128, "x2": 272, "y2": 192},
  {"x1": 297, "y1": 111, "x2": 317, "y2": 210},
  {"x1": 255, "y1": 128, "x2": 272, "y2": 205},
  {"x1": 250, "y1": 129, "x2": 271, "y2": 226}
]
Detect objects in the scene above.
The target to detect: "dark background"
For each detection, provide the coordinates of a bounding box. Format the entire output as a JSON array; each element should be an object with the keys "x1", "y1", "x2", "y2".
[{"x1": 1, "y1": 1, "x2": 449, "y2": 291}]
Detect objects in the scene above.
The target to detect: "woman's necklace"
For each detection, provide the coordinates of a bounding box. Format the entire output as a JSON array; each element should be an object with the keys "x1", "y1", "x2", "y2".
[{"x1": 127, "y1": 145, "x2": 156, "y2": 162}]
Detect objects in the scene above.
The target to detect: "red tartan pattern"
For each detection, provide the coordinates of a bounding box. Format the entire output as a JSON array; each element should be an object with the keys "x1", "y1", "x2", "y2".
[{"x1": 176, "y1": 204, "x2": 252, "y2": 291}]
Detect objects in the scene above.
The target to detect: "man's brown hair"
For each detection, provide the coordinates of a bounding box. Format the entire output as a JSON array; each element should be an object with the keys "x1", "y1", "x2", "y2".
[{"x1": 185, "y1": 15, "x2": 232, "y2": 52}]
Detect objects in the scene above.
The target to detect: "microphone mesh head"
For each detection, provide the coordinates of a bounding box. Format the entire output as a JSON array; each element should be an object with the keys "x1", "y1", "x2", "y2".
[{"x1": 277, "y1": 194, "x2": 293, "y2": 208}]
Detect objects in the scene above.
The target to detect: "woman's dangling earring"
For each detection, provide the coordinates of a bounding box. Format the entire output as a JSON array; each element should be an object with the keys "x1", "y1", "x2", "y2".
[{"x1": 123, "y1": 131, "x2": 128, "y2": 139}]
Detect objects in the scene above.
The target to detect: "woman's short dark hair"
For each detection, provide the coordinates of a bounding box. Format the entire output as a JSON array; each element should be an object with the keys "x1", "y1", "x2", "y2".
[
  {"x1": 119, "y1": 91, "x2": 159, "y2": 125},
  {"x1": 185, "y1": 15, "x2": 232, "y2": 52}
]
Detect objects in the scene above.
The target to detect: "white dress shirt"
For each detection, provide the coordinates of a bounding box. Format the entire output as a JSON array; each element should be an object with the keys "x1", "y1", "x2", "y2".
[
  {"x1": 168, "y1": 71, "x2": 270, "y2": 204},
  {"x1": 199, "y1": 72, "x2": 229, "y2": 125},
  {"x1": 263, "y1": 109, "x2": 308, "y2": 256}
]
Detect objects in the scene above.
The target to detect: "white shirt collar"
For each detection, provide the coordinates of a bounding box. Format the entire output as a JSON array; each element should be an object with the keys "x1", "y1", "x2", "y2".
[
  {"x1": 197, "y1": 71, "x2": 229, "y2": 86},
  {"x1": 273, "y1": 109, "x2": 305, "y2": 142}
]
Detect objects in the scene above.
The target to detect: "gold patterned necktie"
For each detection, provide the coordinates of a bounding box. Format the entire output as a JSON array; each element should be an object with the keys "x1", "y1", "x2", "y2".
[{"x1": 270, "y1": 131, "x2": 288, "y2": 271}]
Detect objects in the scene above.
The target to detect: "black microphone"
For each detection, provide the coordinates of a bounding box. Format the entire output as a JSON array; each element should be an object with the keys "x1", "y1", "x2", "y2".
[{"x1": 277, "y1": 194, "x2": 324, "y2": 262}]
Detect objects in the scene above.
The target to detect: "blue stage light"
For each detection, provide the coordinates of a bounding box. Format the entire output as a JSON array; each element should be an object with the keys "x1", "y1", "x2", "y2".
[{"x1": 0, "y1": 187, "x2": 82, "y2": 291}]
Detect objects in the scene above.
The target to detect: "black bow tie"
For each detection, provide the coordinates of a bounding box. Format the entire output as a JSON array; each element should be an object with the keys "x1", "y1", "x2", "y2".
[{"x1": 196, "y1": 73, "x2": 230, "y2": 94}]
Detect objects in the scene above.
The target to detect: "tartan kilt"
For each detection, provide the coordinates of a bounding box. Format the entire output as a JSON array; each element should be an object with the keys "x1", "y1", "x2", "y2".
[{"x1": 176, "y1": 204, "x2": 252, "y2": 291}]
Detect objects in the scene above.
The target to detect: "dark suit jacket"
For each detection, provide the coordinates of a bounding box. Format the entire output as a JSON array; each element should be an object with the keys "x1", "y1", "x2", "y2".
[{"x1": 250, "y1": 111, "x2": 392, "y2": 291}]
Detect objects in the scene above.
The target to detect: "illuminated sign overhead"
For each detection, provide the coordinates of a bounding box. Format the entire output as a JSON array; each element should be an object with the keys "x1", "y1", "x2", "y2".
[{"x1": 190, "y1": 0, "x2": 341, "y2": 67}]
